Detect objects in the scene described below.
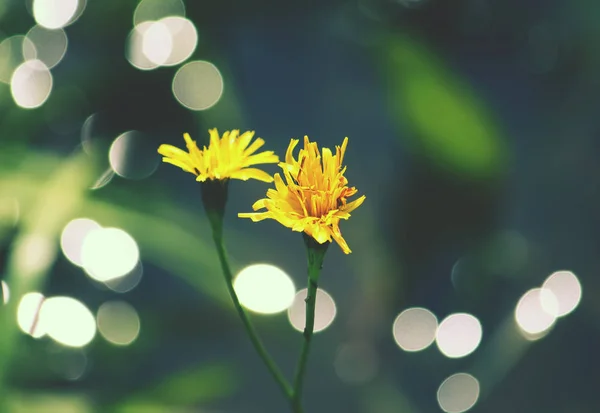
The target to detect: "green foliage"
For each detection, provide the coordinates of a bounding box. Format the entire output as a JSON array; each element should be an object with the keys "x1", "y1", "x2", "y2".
[
  {"x1": 113, "y1": 363, "x2": 237, "y2": 412},
  {"x1": 382, "y1": 34, "x2": 508, "y2": 178},
  {"x1": 8, "y1": 393, "x2": 92, "y2": 413}
]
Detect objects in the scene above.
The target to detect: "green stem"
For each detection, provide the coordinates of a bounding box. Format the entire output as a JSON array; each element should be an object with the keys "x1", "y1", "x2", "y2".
[
  {"x1": 291, "y1": 238, "x2": 328, "y2": 412},
  {"x1": 208, "y1": 214, "x2": 293, "y2": 402}
]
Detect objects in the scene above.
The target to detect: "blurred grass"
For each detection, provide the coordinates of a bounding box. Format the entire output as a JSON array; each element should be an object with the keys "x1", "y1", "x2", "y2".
[
  {"x1": 0, "y1": 152, "x2": 97, "y2": 409},
  {"x1": 6, "y1": 362, "x2": 237, "y2": 413},
  {"x1": 0, "y1": 151, "x2": 260, "y2": 306},
  {"x1": 0, "y1": 150, "x2": 253, "y2": 411},
  {"x1": 8, "y1": 393, "x2": 92, "y2": 413},
  {"x1": 110, "y1": 362, "x2": 237, "y2": 413}
]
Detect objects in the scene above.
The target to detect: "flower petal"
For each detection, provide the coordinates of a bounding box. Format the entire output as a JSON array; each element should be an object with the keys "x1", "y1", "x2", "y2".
[
  {"x1": 237, "y1": 136, "x2": 364, "y2": 254},
  {"x1": 229, "y1": 168, "x2": 274, "y2": 182},
  {"x1": 162, "y1": 157, "x2": 196, "y2": 174},
  {"x1": 237, "y1": 130, "x2": 255, "y2": 152},
  {"x1": 285, "y1": 139, "x2": 300, "y2": 165},
  {"x1": 331, "y1": 225, "x2": 352, "y2": 254},
  {"x1": 158, "y1": 144, "x2": 190, "y2": 161},
  {"x1": 242, "y1": 151, "x2": 279, "y2": 167},
  {"x1": 243, "y1": 137, "x2": 266, "y2": 156},
  {"x1": 343, "y1": 195, "x2": 366, "y2": 214},
  {"x1": 238, "y1": 212, "x2": 272, "y2": 222}
]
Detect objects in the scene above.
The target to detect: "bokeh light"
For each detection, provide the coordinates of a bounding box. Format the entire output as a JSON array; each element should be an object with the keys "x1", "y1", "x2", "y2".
[
  {"x1": 392, "y1": 307, "x2": 438, "y2": 352},
  {"x1": 40, "y1": 296, "x2": 96, "y2": 348},
  {"x1": 25, "y1": 25, "x2": 68, "y2": 69},
  {"x1": 47, "y1": 347, "x2": 88, "y2": 381},
  {"x1": 17, "y1": 292, "x2": 46, "y2": 338},
  {"x1": 96, "y1": 301, "x2": 141, "y2": 346},
  {"x1": 80, "y1": 227, "x2": 140, "y2": 282},
  {"x1": 81, "y1": 112, "x2": 116, "y2": 156},
  {"x1": 2, "y1": 281, "x2": 9, "y2": 304},
  {"x1": 515, "y1": 288, "x2": 558, "y2": 338},
  {"x1": 233, "y1": 264, "x2": 295, "y2": 314},
  {"x1": 33, "y1": 0, "x2": 79, "y2": 29},
  {"x1": 436, "y1": 313, "x2": 482, "y2": 358},
  {"x1": 437, "y1": 373, "x2": 480, "y2": 413},
  {"x1": 126, "y1": 22, "x2": 159, "y2": 71},
  {"x1": 160, "y1": 17, "x2": 197, "y2": 66},
  {"x1": 108, "y1": 130, "x2": 160, "y2": 180},
  {"x1": 142, "y1": 20, "x2": 172, "y2": 65},
  {"x1": 127, "y1": 17, "x2": 197, "y2": 70},
  {"x1": 334, "y1": 341, "x2": 379, "y2": 385},
  {"x1": 60, "y1": 218, "x2": 101, "y2": 267},
  {"x1": 11, "y1": 59, "x2": 53, "y2": 109},
  {"x1": 172, "y1": 60, "x2": 224, "y2": 110},
  {"x1": 0, "y1": 35, "x2": 37, "y2": 83},
  {"x1": 70, "y1": 0, "x2": 87, "y2": 24},
  {"x1": 542, "y1": 270, "x2": 582, "y2": 317},
  {"x1": 90, "y1": 168, "x2": 116, "y2": 190},
  {"x1": 104, "y1": 261, "x2": 143, "y2": 293},
  {"x1": 288, "y1": 288, "x2": 337, "y2": 333},
  {"x1": 133, "y1": 0, "x2": 185, "y2": 27}
]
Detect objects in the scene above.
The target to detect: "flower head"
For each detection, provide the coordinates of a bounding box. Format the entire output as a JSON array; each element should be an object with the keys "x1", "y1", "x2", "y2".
[
  {"x1": 158, "y1": 129, "x2": 279, "y2": 182},
  {"x1": 239, "y1": 136, "x2": 365, "y2": 254}
]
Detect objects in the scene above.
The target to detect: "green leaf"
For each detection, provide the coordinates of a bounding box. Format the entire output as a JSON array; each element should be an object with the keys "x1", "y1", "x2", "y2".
[
  {"x1": 381, "y1": 34, "x2": 507, "y2": 178},
  {"x1": 113, "y1": 363, "x2": 238, "y2": 413},
  {"x1": 8, "y1": 393, "x2": 92, "y2": 413}
]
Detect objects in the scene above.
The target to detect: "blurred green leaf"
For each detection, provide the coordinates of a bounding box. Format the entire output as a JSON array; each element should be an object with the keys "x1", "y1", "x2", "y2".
[
  {"x1": 8, "y1": 393, "x2": 92, "y2": 413},
  {"x1": 0, "y1": 151, "x2": 247, "y2": 306},
  {"x1": 0, "y1": 152, "x2": 98, "y2": 409},
  {"x1": 82, "y1": 197, "x2": 229, "y2": 304},
  {"x1": 381, "y1": 34, "x2": 508, "y2": 178},
  {"x1": 113, "y1": 363, "x2": 237, "y2": 413}
]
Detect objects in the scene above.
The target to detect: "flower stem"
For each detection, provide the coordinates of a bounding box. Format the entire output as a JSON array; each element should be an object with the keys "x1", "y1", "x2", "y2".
[
  {"x1": 208, "y1": 213, "x2": 293, "y2": 402},
  {"x1": 291, "y1": 236, "x2": 328, "y2": 412}
]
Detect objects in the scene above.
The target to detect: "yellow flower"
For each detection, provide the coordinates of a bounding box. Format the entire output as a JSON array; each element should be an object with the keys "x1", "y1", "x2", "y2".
[
  {"x1": 157, "y1": 129, "x2": 279, "y2": 182},
  {"x1": 239, "y1": 136, "x2": 365, "y2": 254}
]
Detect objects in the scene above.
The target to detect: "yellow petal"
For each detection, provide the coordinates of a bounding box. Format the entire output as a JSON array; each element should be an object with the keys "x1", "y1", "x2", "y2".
[
  {"x1": 238, "y1": 212, "x2": 272, "y2": 222},
  {"x1": 242, "y1": 151, "x2": 279, "y2": 167},
  {"x1": 273, "y1": 173, "x2": 288, "y2": 194},
  {"x1": 343, "y1": 195, "x2": 366, "y2": 214},
  {"x1": 321, "y1": 147, "x2": 334, "y2": 182},
  {"x1": 228, "y1": 130, "x2": 239, "y2": 144},
  {"x1": 237, "y1": 130, "x2": 255, "y2": 152},
  {"x1": 331, "y1": 229, "x2": 351, "y2": 254},
  {"x1": 183, "y1": 133, "x2": 194, "y2": 146},
  {"x1": 243, "y1": 137, "x2": 265, "y2": 156},
  {"x1": 208, "y1": 128, "x2": 220, "y2": 146},
  {"x1": 308, "y1": 223, "x2": 332, "y2": 244},
  {"x1": 158, "y1": 144, "x2": 190, "y2": 161},
  {"x1": 219, "y1": 130, "x2": 232, "y2": 165},
  {"x1": 337, "y1": 137, "x2": 349, "y2": 167},
  {"x1": 273, "y1": 213, "x2": 302, "y2": 229},
  {"x1": 162, "y1": 157, "x2": 196, "y2": 174},
  {"x1": 229, "y1": 168, "x2": 274, "y2": 182},
  {"x1": 237, "y1": 133, "x2": 363, "y2": 254},
  {"x1": 285, "y1": 139, "x2": 300, "y2": 165},
  {"x1": 251, "y1": 198, "x2": 267, "y2": 210}
]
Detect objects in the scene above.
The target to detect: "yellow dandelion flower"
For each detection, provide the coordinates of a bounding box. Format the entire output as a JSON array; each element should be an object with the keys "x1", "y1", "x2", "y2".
[
  {"x1": 157, "y1": 129, "x2": 279, "y2": 183},
  {"x1": 239, "y1": 136, "x2": 366, "y2": 254}
]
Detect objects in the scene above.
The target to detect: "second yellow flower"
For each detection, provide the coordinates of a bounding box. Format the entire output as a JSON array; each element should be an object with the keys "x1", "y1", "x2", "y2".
[{"x1": 239, "y1": 136, "x2": 365, "y2": 254}]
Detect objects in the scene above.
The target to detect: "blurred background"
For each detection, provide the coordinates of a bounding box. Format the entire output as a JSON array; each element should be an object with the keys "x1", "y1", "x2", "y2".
[{"x1": 0, "y1": 0, "x2": 599, "y2": 412}]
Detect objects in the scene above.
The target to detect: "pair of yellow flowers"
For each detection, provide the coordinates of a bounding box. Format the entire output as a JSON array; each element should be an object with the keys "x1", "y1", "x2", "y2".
[{"x1": 158, "y1": 129, "x2": 365, "y2": 254}]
